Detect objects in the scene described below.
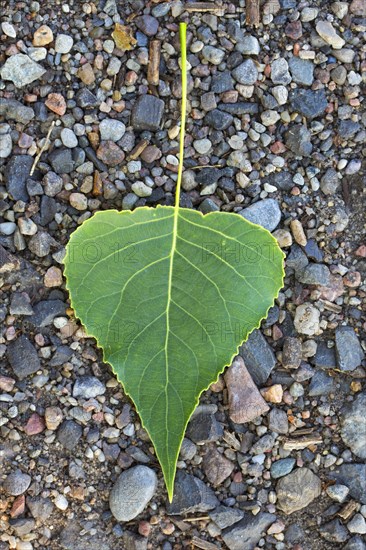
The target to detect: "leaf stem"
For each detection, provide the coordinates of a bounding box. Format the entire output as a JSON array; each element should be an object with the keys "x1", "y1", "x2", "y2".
[{"x1": 175, "y1": 22, "x2": 187, "y2": 210}]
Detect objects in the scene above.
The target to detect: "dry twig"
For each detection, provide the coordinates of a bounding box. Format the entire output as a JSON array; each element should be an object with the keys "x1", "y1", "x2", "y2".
[{"x1": 30, "y1": 120, "x2": 56, "y2": 176}]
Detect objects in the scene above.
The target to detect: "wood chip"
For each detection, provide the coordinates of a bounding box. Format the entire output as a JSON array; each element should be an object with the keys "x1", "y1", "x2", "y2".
[
  {"x1": 192, "y1": 536, "x2": 220, "y2": 550},
  {"x1": 246, "y1": 0, "x2": 260, "y2": 26},
  {"x1": 128, "y1": 139, "x2": 149, "y2": 161},
  {"x1": 337, "y1": 500, "x2": 359, "y2": 521},
  {"x1": 147, "y1": 40, "x2": 161, "y2": 86},
  {"x1": 282, "y1": 434, "x2": 322, "y2": 450},
  {"x1": 184, "y1": 2, "x2": 226, "y2": 15},
  {"x1": 92, "y1": 171, "x2": 103, "y2": 196}
]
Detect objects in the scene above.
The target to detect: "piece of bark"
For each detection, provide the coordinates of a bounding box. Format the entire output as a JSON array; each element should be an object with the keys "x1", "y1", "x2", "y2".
[
  {"x1": 224, "y1": 356, "x2": 269, "y2": 423},
  {"x1": 282, "y1": 434, "x2": 322, "y2": 450},
  {"x1": 184, "y1": 2, "x2": 226, "y2": 15},
  {"x1": 128, "y1": 139, "x2": 149, "y2": 160},
  {"x1": 147, "y1": 40, "x2": 161, "y2": 86},
  {"x1": 246, "y1": 0, "x2": 260, "y2": 26}
]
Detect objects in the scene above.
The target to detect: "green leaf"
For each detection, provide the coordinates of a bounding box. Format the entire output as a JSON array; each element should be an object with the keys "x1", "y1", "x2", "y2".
[
  {"x1": 63, "y1": 23, "x2": 284, "y2": 500},
  {"x1": 64, "y1": 205, "x2": 284, "y2": 499}
]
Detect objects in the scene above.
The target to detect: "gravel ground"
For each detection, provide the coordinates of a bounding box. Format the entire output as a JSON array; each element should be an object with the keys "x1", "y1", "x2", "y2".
[{"x1": 0, "y1": 1, "x2": 365, "y2": 549}]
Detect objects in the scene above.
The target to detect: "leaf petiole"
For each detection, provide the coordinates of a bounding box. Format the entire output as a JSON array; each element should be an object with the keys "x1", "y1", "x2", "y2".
[{"x1": 176, "y1": 22, "x2": 187, "y2": 211}]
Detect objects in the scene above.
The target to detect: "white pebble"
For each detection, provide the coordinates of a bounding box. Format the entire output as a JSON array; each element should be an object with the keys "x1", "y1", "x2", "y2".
[{"x1": 54, "y1": 494, "x2": 68, "y2": 510}]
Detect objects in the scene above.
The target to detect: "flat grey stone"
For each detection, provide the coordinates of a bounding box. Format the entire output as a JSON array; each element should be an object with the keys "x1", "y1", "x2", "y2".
[
  {"x1": 288, "y1": 57, "x2": 314, "y2": 86},
  {"x1": 232, "y1": 59, "x2": 258, "y2": 85},
  {"x1": 0, "y1": 54, "x2": 45, "y2": 87},
  {"x1": 340, "y1": 392, "x2": 366, "y2": 459},
  {"x1": 0, "y1": 99, "x2": 34, "y2": 124},
  {"x1": 73, "y1": 376, "x2": 106, "y2": 399},
  {"x1": 109, "y1": 466, "x2": 157, "y2": 521},
  {"x1": 330, "y1": 464, "x2": 366, "y2": 504},
  {"x1": 222, "y1": 512, "x2": 276, "y2": 550},
  {"x1": 335, "y1": 326, "x2": 364, "y2": 371},
  {"x1": 276, "y1": 468, "x2": 321, "y2": 514},
  {"x1": 4, "y1": 470, "x2": 32, "y2": 496},
  {"x1": 209, "y1": 505, "x2": 244, "y2": 529},
  {"x1": 239, "y1": 199, "x2": 281, "y2": 232},
  {"x1": 167, "y1": 471, "x2": 219, "y2": 515}
]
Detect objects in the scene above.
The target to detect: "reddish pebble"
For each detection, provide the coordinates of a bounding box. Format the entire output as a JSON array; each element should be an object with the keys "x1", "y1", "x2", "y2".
[
  {"x1": 291, "y1": 186, "x2": 301, "y2": 195},
  {"x1": 18, "y1": 133, "x2": 33, "y2": 148},
  {"x1": 343, "y1": 271, "x2": 361, "y2": 288},
  {"x1": 285, "y1": 21, "x2": 303, "y2": 40},
  {"x1": 24, "y1": 413, "x2": 45, "y2": 436},
  {"x1": 10, "y1": 495, "x2": 25, "y2": 518},
  {"x1": 138, "y1": 520, "x2": 151, "y2": 537},
  {"x1": 0, "y1": 375, "x2": 16, "y2": 392},
  {"x1": 45, "y1": 93, "x2": 66, "y2": 116},
  {"x1": 355, "y1": 245, "x2": 366, "y2": 257},
  {"x1": 293, "y1": 43, "x2": 300, "y2": 56},
  {"x1": 271, "y1": 141, "x2": 286, "y2": 154},
  {"x1": 264, "y1": 64, "x2": 271, "y2": 77}
]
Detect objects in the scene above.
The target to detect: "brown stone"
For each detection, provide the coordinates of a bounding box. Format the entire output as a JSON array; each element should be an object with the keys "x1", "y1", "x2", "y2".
[
  {"x1": 343, "y1": 271, "x2": 361, "y2": 288},
  {"x1": 318, "y1": 275, "x2": 344, "y2": 302},
  {"x1": 140, "y1": 145, "x2": 162, "y2": 163},
  {"x1": 350, "y1": 0, "x2": 365, "y2": 15},
  {"x1": 202, "y1": 447, "x2": 234, "y2": 486},
  {"x1": 33, "y1": 25, "x2": 53, "y2": 46},
  {"x1": 97, "y1": 141, "x2": 125, "y2": 166},
  {"x1": 285, "y1": 21, "x2": 303, "y2": 40},
  {"x1": 24, "y1": 413, "x2": 45, "y2": 436},
  {"x1": 45, "y1": 93, "x2": 66, "y2": 116},
  {"x1": 77, "y1": 63, "x2": 95, "y2": 85},
  {"x1": 224, "y1": 356, "x2": 269, "y2": 424}
]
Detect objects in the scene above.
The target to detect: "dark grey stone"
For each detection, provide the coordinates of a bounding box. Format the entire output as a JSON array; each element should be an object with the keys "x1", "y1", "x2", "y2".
[
  {"x1": 313, "y1": 341, "x2": 336, "y2": 369},
  {"x1": 0, "y1": 98, "x2": 34, "y2": 124},
  {"x1": 288, "y1": 57, "x2": 314, "y2": 86},
  {"x1": 219, "y1": 102, "x2": 258, "y2": 115},
  {"x1": 296, "y1": 263, "x2": 332, "y2": 286},
  {"x1": 205, "y1": 109, "x2": 234, "y2": 130},
  {"x1": 199, "y1": 198, "x2": 220, "y2": 213},
  {"x1": 267, "y1": 171, "x2": 293, "y2": 191},
  {"x1": 286, "y1": 124, "x2": 313, "y2": 156},
  {"x1": 57, "y1": 420, "x2": 83, "y2": 451},
  {"x1": 7, "y1": 335, "x2": 41, "y2": 379},
  {"x1": 339, "y1": 120, "x2": 361, "y2": 139},
  {"x1": 211, "y1": 71, "x2": 234, "y2": 93},
  {"x1": 271, "y1": 458, "x2": 296, "y2": 479},
  {"x1": 49, "y1": 346, "x2": 73, "y2": 367},
  {"x1": 335, "y1": 326, "x2": 364, "y2": 372},
  {"x1": 75, "y1": 88, "x2": 99, "y2": 108},
  {"x1": 135, "y1": 15, "x2": 159, "y2": 36},
  {"x1": 28, "y1": 231, "x2": 55, "y2": 257},
  {"x1": 330, "y1": 464, "x2": 366, "y2": 504},
  {"x1": 186, "y1": 412, "x2": 223, "y2": 444},
  {"x1": 209, "y1": 505, "x2": 244, "y2": 529},
  {"x1": 122, "y1": 531, "x2": 147, "y2": 550},
  {"x1": 5, "y1": 155, "x2": 33, "y2": 201},
  {"x1": 222, "y1": 512, "x2": 276, "y2": 550},
  {"x1": 240, "y1": 329, "x2": 276, "y2": 385},
  {"x1": 289, "y1": 89, "x2": 328, "y2": 119},
  {"x1": 319, "y1": 519, "x2": 348, "y2": 543},
  {"x1": 167, "y1": 472, "x2": 219, "y2": 515},
  {"x1": 48, "y1": 148, "x2": 75, "y2": 174},
  {"x1": 286, "y1": 244, "x2": 309, "y2": 271},
  {"x1": 29, "y1": 299, "x2": 66, "y2": 327},
  {"x1": 340, "y1": 392, "x2": 366, "y2": 459},
  {"x1": 131, "y1": 95, "x2": 164, "y2": 131},
  {"x1": 304, "y1": 239, "x2": 323, "y2": 262},
  {"x1": 9, "y1": 292, "x2": 33, "y2": 315},
  {"x1": 308, "y1": 370, "x2": 335, "y2": 396}
]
